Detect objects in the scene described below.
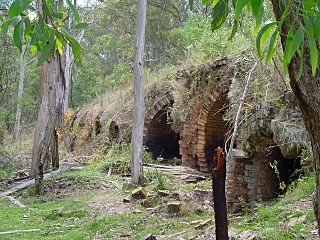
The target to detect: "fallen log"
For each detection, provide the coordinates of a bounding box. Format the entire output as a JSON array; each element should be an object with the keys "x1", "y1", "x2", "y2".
[
  {"x1": 0, "y1": 229, "x2": 41, "y2": 235},
  {"x1": 6, "y1": 196, "x2": 27, "y2": 208},
  {"x1": 0, "y1": 164, "x2": 82, "y2": 197}
]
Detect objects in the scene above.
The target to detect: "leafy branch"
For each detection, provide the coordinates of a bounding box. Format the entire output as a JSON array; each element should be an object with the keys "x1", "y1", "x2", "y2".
[{"x1": 0, "y1": 0, "x2": 88, "y2": 65}]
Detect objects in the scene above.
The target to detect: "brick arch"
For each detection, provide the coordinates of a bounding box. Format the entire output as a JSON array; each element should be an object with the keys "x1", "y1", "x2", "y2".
[
  {"x1": 109, "y1": 120, "x2": 120, "y2": 143},
  {"x1": 196, "y1": 93, "x2": 229, "y2": 172},
  {"x1": 144, "y1": 96, "x2": 180, "y2": 160},
  {"x1": 144, "y1": 95, "x2": 173, "y2": 129}
]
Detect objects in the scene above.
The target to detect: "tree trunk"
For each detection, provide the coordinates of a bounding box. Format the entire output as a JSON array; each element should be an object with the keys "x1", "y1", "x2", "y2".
[
  {"x1": 64, "y1": 30, "x2": 83, "y2": 112},
  {"x1": 213, "y1": 147, "x2": 229, "y2": 240},
  {"x1": 271, "y1": 0, "x2": 320, "y2": 233},
  {"x1": 14, "y1": 43, "x2": 27, "y2": 142},
  {"x1": 31, "y1": 59, "x2": 57, "y2": 195},
  {"x1": 131, "y1": 0, "x2": 147, "y2": 184},
  {"x1": 64, "y1": 42, "x2": 72, "y2": 112}
]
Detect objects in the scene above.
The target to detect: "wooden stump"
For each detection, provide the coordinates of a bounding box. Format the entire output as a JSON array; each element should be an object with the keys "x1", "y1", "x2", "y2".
[{"x1": 212, "y1": 146, "x2": 228, "y2": 240}]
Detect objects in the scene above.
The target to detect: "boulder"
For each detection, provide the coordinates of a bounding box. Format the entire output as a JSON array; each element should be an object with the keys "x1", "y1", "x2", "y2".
[
  {"x1": 288, "y1": 215, "x2": 307, "y2": 227},
  {"x1": 167, "y1": 201, "x2": 181, "y2": 214},
  {"x1": 131, "y1": 187, "x2": 146, "y2": 200},
  {"x1": 141, "y1": 195, "x2": 161, "y2": 208}
]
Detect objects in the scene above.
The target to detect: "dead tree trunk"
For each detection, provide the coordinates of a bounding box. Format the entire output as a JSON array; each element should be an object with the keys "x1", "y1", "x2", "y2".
[
  {"x1": 212, "y1": 147, "x2": 228, "y2": 240},
  {"x1": 14, "y1": 43, "x2": 28, "y2": 142},
  {"x1": 131, "y1": 0, "x2": 147, "y2": 184},
  {"x1": 270, "y1": 0, "x2": 320, "y2": 233}
]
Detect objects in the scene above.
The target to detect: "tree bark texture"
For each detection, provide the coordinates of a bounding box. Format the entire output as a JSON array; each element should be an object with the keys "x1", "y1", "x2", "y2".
[
  {"x1": 131, "y1": 0, "x2": 147, "y2": 184},
  {"x1": 271, "y1": 0, "x2": 320, "y2": 233},
  {"x1": 14, "y1": 43, "x2": 27, "y2": 142},
  {"x1": 31, "y1": 59, "x2": 57, "y2": 195},
  {"x1": 213, "y1": 147, "x2": 229, "y2": 240}
]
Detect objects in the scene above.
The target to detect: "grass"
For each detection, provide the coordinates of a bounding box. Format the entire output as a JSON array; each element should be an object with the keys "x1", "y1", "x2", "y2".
[
  {"x1": 0, "y1": 188, "x2": 211, "y2": 240},
  {"x1": 0, "y1": 167, "x2": 15, "y2": 179},
  {"x1": 230, "y1": 175, "x2": 316, "y2": 239},
  {"x1": 0, "y1": 143, "x2": 317, "y2": 239}
]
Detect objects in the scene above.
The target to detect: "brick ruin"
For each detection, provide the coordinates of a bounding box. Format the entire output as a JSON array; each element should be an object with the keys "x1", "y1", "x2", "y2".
[
  {"x1": 141, "y1": 58, "x2": 304, "y2": 210},
  {"x1": 144, "y1": 96, "x2": 180, "y2": 160},
  {"x1": 68, "y1": 57, "x2": 305, "y2": 209}
]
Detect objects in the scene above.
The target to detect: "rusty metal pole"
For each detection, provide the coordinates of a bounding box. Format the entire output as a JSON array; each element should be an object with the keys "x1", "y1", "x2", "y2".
[{"x1": 212, "y1": 146, "x2": 229, "y2": 239}]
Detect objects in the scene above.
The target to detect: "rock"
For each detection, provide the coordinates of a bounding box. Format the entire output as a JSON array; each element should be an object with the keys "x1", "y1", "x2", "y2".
[
  {"x1": 140, "y1": 234, "x2": 157, "y2": 240},
  {"x1": 288, "y1": 215, "x2": 307, "y2": 227},
  {"x1": 131, "y1": 187, "x2": 146, "y2": 200},
  {"x1": 238, "y1": 230, "x2": 261, "y2": 240},
  {"x1": 141, "y1": 195, "x2": 161, "y2": 208},
  {"x1": 157, "y1": 190, "x2": 170, "y2": 197},
  {"x1": 120, "y1": 231, "x2": 132, "y2": 237},
  {"x1": 228, "y1": 227, "x2": 238, "y2": 240},
  {"x1": 167, "y1": 201, "x2": 181, "y2": 214},
  {"x1": 123, "y1": 197, "x2": 131, "y2": 203},
  {"x1": 194, "y1": 219, "x2": 213, "y2": 229}
]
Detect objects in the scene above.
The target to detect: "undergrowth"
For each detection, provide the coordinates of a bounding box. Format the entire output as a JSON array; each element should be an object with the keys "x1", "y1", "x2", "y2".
[{"x1": 231, "y1": 175, "x2": 316, "y2": 239}]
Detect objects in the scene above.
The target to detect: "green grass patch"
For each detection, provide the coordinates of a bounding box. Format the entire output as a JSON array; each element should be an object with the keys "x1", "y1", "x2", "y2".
[{"x1": 230, "y1": 175, "x2": 316, "y2": 239}]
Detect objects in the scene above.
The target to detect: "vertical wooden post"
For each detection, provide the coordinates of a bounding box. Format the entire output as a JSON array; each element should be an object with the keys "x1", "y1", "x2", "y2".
[
  {"x1": 212, "y1": 146, "x2": 229, "y2": 239},
  {"x1": 131, "y1": 0, "x2": 147, "y2": 184}
]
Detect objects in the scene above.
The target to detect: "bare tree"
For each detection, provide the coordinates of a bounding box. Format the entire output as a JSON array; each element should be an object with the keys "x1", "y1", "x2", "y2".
[
  {"x1": 131, "y1": 0, "x2": 147, "y2": 184},
  {"x1": 13, "y1": 43, "x2": 28, "y2": 143}
]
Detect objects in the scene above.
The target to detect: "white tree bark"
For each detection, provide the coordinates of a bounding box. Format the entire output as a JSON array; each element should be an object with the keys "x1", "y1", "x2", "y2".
[
  {"x1": 131, "y1": 0, "x2": 147, "y2": 184},
  {"x1": 14, "y1": 43, "x2": 28, "y2": 142},
  {"x1": 31, "y1": 59, "x2": 58, "y2": 194},
  {"x1": 64, "y1": 30, "x2": 83, "y2": 111}
]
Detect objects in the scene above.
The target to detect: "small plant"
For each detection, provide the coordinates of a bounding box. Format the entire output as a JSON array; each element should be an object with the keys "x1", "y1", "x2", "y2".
[
  {"x1": 238, "y1": 196, "x2": 251, "y2": 215},
  {"x1": 269, "y1": 160, "x2": 287, "y2": 192},
  {"x1": 144, "y1": 169, "x2": 172, "y2": 190}
]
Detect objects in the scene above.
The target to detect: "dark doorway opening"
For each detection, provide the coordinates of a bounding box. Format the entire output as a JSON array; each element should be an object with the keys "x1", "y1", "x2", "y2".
[
  {"x1": 109, "y1": 121, "x2": 120, "y2": 143},
  {"x1": 145, "y1": 106, "x2": 181, "y2": 160},
  {"x1": 95, "y1": 116, "x2": 102, "y2": 136},
  {"x1": 268, "y1": 146, "x2": 303, "y2": 194},
  {"x1": 204, "y1": 95, "x2": 229, "y2": 171}
]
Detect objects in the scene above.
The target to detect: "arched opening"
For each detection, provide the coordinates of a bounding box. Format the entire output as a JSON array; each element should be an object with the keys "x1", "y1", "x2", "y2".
[
  {"x1": 247, "y1": 141, "x2": 303, "y2": 202},
  {"x1": 267, "y1": 146, "x2": 303, "y2": 195},
  {"x1": 145, "y1": 105, "x2": 180, "y2": 160},
  {"x1": 109, "y1": 121, "x2": 120, "y2": 143},
  {"x1": 197, "y1": 94, "x2": 229, "y2": 172},
  {"x1": 95, "y1": 115, "x2": 102, "y2": 136}
]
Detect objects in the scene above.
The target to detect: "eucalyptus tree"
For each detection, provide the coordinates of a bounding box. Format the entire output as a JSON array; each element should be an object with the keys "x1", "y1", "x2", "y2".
[
  {"x1": 131, "y1": 0, "x2": 147, "y2": 184},
  {"x1": 1, "y1": 0, "x2": 84, "y2": 194},
  {"x1": 198, "y1": 0, "x2": 320, "y2": 233}
]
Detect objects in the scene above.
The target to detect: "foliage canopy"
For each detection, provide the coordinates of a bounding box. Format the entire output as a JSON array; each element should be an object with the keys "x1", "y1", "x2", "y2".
[
  {"x1": 196, "y1": 0, "x2": 320, "y2": 75},
  {"x1": 1, "y1": 0, "x2": 85, "y2": 65}
]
